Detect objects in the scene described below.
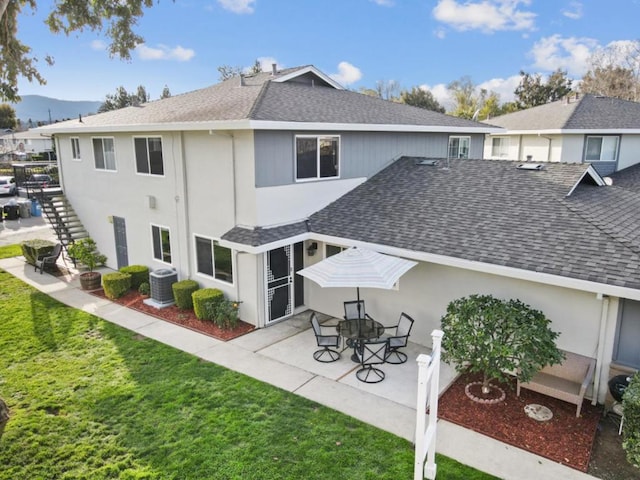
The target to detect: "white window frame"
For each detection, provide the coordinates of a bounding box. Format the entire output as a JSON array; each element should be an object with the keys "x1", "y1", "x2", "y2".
[
  {"x1": 193, "y1": 235, "x2": 235, "y2": 285},
  {"x1": 584, "y1": 135, "x2": 619, "y2": 162},
  {"x1": 295, "y1": 134, "x2": 340, "y2": 182},
  {"x1": 133, "y1": 136, "x2": 165, "y2": 176},
  {"x1": 92, "y1": 137, "x2": 117, "y2": 171},
  {"x1": 448, "y1": 136, "x2": 470, "y2": 159},
  {"x1": 70, "y1": 137, "x2": 81, "y2": 161},
  {"x1": 491, "y1": 137, "x2": 509, "y2": 158},
  {"x1": 151, "y1": 224, "x2": 172, "y2": 265}
]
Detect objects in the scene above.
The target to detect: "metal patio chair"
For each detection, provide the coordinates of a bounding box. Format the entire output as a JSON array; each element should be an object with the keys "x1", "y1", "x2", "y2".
[
  {"x1": 34, "y1": 243, "x2": 62, "y2": 274},
  {"x1": 380, "y1": 312, "x2": 414, "y2": 364},
  {"x1": 355, "y1": 339, "x2": 389, "y2": 383},
  {"x1": 310, "y1": 312, "x2": 341, "y2": 363}
]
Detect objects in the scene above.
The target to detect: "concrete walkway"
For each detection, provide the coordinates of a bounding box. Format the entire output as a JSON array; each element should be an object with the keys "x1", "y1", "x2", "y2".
[{"x1": 0, "y1": 232, "x2": 599, "y2": 480}]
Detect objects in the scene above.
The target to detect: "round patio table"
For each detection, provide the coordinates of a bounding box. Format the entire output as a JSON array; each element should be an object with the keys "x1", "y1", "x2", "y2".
[{"x1": 336, "y1": 318, "x2": 385, "y2": 362}]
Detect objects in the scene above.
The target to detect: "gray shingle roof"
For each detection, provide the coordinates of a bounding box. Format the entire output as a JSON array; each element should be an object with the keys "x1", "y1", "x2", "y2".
[
  {"x1": 222, "y1": 221, "x2": 309, "y2": 247},
  {"x1": 43, "y1": 65, "x2": 494, "y2": 132},
  {"x1": 485, "y1": 94, "x2": 640, "y2": 131},
  {"x1": 308, "y1": 157, "x2": 640, "y2": 290}
]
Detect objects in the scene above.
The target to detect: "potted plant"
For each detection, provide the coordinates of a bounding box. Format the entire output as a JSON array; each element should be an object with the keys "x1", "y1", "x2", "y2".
[{"x1": 67, "y1": 238, "x2": 107, "y2": 290}]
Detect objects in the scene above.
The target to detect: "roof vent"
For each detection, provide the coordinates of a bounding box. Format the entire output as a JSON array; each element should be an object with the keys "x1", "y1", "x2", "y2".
[
  {"x1": 516, "y1": 163, "x2": 545, "y2": 171},
  {"x1": 414, "y1": 158, "x2": 439, "y2": 166}
]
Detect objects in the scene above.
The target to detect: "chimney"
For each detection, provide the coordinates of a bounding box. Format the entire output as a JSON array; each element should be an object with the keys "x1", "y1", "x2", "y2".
[
  {"x1": 271, "y1": 63, "x2": 277, "y2": 76},
  {"x1": 239, "y1": 73, "x2": 245, "y2": 87}
]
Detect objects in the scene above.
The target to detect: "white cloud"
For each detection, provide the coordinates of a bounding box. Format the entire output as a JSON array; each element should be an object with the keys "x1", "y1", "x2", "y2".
[
  {"x1": 90, "y1": 40, "x2": 106, "y2": 51},
  {"x1": 432, "y1": 0, "x2": 536, "y2": 33},
  {"x1": 254, "y1": 57, "x2": 281, "y2": 73},
  {"x1": 136, "y1": 44, "x2": 196, "y2": 62},
  {"x1": 370, "y1": 0, "x2": 394, "y2": 6},
  {"x1": 329, "y1": 61, "x2": 363, "y2": 86},
  {"x1": 478, "y1": 75, "x2": 521, "y2": 102},
  {"x1": 562, "y1": 1, "x2": 583, "y2": 20},
  {"x1": 420, "y1": 83, "x2": 453, "y2": 110},
  {"x1": 218, "y1": 0, "x2": 255, "y2": 14},
  {"x1": 434, "y1": 28, "x2": 446, "y2": 39},
  {"x1": 529, "y1": 34, "x2": 597, "y2": 76}
]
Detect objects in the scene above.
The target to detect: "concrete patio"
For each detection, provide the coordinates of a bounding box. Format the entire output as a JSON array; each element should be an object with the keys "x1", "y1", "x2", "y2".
[{"x1": 0, "y1": 247, "x2": 600, "y2": 480}]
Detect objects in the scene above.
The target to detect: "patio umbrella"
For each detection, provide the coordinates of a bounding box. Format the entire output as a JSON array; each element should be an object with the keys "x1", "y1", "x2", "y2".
[{"x1": 297, "y1": 246, "x2": 418, "y2": 319}]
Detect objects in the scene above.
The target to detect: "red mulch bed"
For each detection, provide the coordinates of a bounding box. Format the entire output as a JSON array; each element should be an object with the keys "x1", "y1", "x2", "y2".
[
  {"x1": 438, "y1": 371, "x2": 602, "y2": 472},
  {"x1": 90, "y1": 289, "x2": 255, "y2": 341}
]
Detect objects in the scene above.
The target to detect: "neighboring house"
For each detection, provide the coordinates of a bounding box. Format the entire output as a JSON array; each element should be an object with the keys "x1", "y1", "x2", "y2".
[
  {"x1": 483, "y1": 93, "x2": 640, "y2": 176},
  {"x1": 39, "y1": 64, "x2": 496, "y2": 328},
  {"x1": 0, "y1": 128, "x2": 54, "y2": 159}
]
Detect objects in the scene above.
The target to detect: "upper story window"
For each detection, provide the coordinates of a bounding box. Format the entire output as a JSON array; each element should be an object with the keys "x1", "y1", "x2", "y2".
[
  {"x1": 325, "y1": 243, "x2": 345, "y2": 258},
  {"x1": 70, "y1": 137, "x2": 81, "y2": 160},
  {"x1": 92, "y1": 137, "x2": 116, "y2": 171},
  {"x1": 296, "y1": 135, "x2": 339, "y2": 181},
  {"x1": 151, "y1": 224, "x2": 172, "y2": 264},
  {"x1": 135, "y1": 137, "x2": 164, "y2": 175},
  {"x1": 195, "y1": 236, "x2": 234, "y2": 283},
  {"x1": 448, "y1": 136, "x2": 470, "y2": 159},
  {"x1": 585, "y1": 136, "x2": 619, "y2": 162},
  {"x1": 491, "y1": 137, "x2": 509, "y2": 158}
]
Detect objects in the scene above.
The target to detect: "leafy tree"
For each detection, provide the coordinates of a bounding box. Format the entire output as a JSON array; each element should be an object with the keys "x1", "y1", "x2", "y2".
[
  {"x1": 440, "y1": 294, "x2": 564, "y2": 394},
  {"x1": 514, "y1": 69, "x2": 573, "y2": 109},
  {"x1": 217, "y1": 59, "x2": 263, "y2": 82},
  {"x1": 375, "y1": 79, "x2": 401, "y2": 101},
  {"x1": 583, "y1": 40, "x2": 640, "y2": 101},
  {"x1": 134, "y1": 85, "x2": 149, "y2": 104},
  {"x1": 581, "y1": 65, "x2": 638, "y2": 101},
  {"x1": 400, "y1": 87, "x2": 445, "y2": 113},
  {"x1": 447, "y1": 76, "x2": 485, "y2": 119},
  {"x1": 1, "y1": 0, "x2": 165, "y2": 102},
  {"x1": 98, "y1": 84, "x2": 150, "y2": 112},
  {"x1": 0, "y1": 103, "x2": 17, "y2": 129},
  {"x1": 160, "y1": 85, "x2": 171, "y2": 99},
  {"x1": 358, "y1": 87, "x2": 380, "y2": 98}
]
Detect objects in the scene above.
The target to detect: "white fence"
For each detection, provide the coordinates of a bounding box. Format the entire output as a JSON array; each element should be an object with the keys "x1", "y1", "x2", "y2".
[{"x1": 414, "y1": 329, "x2": 444, "y2": 480}]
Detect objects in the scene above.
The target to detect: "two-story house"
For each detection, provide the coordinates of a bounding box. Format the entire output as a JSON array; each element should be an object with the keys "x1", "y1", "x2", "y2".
[{"x1": 483, "y1": 93, "x2": 640, "y2": 176}]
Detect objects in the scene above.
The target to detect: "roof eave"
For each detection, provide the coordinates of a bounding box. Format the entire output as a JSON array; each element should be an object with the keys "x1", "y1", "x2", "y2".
[{"x1": 489, "y1": 128, "x2": 640, "y2": 135}]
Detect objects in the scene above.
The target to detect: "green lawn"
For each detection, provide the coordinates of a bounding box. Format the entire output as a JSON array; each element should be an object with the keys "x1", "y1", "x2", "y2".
[{"x1": 0, "y1": 245, "x2": 497, "y2": 480}]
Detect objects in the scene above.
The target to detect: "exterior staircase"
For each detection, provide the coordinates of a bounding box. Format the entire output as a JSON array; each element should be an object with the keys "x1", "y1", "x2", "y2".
[{"x1": 30, "y1": 188, "x2": 90, "y2": 253}]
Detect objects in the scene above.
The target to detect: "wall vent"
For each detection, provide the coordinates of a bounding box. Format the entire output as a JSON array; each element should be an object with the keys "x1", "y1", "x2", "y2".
[
  {"x1": 149, "y1": 268, "x2": 178, "y2": 305},
  {"x1": 516, "y1": 163, "x2": 544, "y2": 171}
]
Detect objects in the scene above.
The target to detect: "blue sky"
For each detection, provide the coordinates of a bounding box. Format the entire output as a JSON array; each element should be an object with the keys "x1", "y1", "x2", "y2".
[{"x1": 17, "y1": 0, "x2": 640, "y2": 108}]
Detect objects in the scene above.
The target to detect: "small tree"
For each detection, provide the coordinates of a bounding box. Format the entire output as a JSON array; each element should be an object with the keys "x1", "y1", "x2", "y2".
[
  {"x1": 440, "y1": 294, "x2": 564, "y2": 394},
  {"x1": 67, "y1": 238, "x2": 106, "y2": 273}
]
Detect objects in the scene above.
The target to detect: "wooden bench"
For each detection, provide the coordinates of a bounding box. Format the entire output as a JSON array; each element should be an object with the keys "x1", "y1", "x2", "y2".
[{"x1": 517, "y1": 350, "x2": 596, "y2": 417}]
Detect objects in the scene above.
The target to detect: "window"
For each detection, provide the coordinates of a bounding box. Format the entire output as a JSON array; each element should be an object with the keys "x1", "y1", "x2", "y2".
[
  {"x1": 448, "y1": 136, "x2": 470, "y2": 159},
  {"x1": 585, "y1": 136, "x2": 619, "y2": 162},
  {"x1": 613, "y1": 299, "x2": 640, "y2": 369},
  {"x1": 491, "y1": 137, "x2": 509, "y2": 158},
  {"x1": 135, "y1": 137, "x2": 164, "y2": 175},
  {"x1": 71, "y1": 137, "x2": 81, "y2": 160},
  {"x1": 92, "y1": 137, "x2": 116, "y2": 171},
  {"x1": 325, "y1": 243, "x2": 345, "y2": 258},
  {"x1": 151, "y1": 225, "x2": 171, "y2": 264},
  {"x1": 195, "y1": 236, "x2": 234, "y2": 283},
  {"x1": 296, "y1": 135, "x2": 339, "y2": 180}
]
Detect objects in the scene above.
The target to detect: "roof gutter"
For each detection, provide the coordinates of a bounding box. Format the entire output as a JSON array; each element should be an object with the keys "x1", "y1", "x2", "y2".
[{"x1": 38, "y1": 119, "x2": 504, "y2": 135}]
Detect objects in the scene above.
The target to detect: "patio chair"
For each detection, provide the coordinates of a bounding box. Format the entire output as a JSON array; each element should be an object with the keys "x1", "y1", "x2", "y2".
[
  {"x1": 379, "y1": 312, "x2": 414, "y2": 364},
  {"x1": 355, "y1": 339, "x2": 389, "y2": 383},
  {"x1": 34, "y1": 243, "x2": 63, "y2": 274},
  {"x1": 343, "y1": 300, "x2": 368, "y2": 320},
  {"x1": 310, "y1": 312, "x2": 341, "y2": 363}
]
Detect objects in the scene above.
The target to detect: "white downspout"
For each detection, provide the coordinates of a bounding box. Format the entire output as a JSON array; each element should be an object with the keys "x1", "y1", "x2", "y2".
[{"x1": 593, "y1": 294, "x2": 609, "y2": 405}]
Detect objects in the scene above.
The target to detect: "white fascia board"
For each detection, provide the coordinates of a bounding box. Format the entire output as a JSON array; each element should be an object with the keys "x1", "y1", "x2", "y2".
[
  {"x1": 39, "y1": 120, "x2": 251, "y2": 135},
  {"x1": 308, "y1": 233, "x2": 640, "y2": 301},
  {"x1": 494, "y1": 129, "x2": 640, "y2": 135},
  {"x1": 219, "y1": 232, "x2": 311, "y2": 254},
  {"x1": 272, "y1": 66, "x2": 345, "y2": 90},
  {"x1": 246, "y1": 120, "x2": 502, "y2": 134}
]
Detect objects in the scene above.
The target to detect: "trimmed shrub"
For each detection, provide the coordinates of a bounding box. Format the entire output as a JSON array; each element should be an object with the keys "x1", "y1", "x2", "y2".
[
  {"x1": 102, "y1": 272, "x2": 132, "y2": 300},
  {"x1": 212, "y1": 298, "x2": 241, "y2": 330},
  {"x1": 138, "y1": 281, "x2": 150, "y2": 296},
  {"x1": 192, "y1": 288, "x2": 224, "y2": 320},
  {"x1": 172, "y1": 280, "x2": 199, "y2": 310},
  {"x1": 21, "y1": 239, "x2": 56, "y2": 266},
  {"x1": 119, "y1": 265, "x2": 149, "y2": 290},
  {"x1": 622, "y1": 372, "x2": 640, "y2": 468}
]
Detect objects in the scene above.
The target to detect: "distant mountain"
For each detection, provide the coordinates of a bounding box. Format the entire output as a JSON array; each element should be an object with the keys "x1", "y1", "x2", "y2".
[{"x1": 9, "y1": 95, "x2": 102, "y2": 125}]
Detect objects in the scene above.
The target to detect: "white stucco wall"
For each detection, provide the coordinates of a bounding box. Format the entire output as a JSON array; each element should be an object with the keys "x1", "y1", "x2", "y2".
[{"x1": 618, "y1": 134, "x2": 640, "y2": 170}]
